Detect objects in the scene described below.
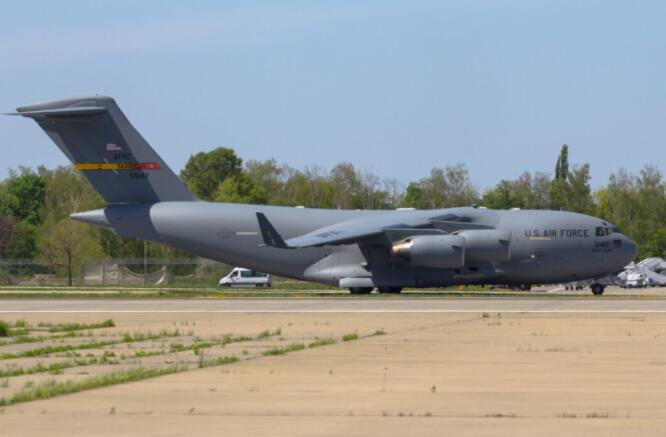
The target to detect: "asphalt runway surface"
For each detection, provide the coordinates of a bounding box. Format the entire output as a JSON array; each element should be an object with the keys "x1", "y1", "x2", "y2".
[{"x1": 3, "y1": 297, "x2": 666, "y2": 312}]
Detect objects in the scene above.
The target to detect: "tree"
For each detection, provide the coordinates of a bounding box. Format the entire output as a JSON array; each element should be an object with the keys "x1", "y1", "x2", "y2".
[
  {"x1": 245, "y1": 159, "x2": 284, "y2": 204},
  {"x1": 0, "y1": 215, "x2": 15, "y2": 258},
  {"x1": 401, "y1": 165, "x2": 478, "y2": 209},
  {"x1": 482, "y1": 180, "x2": 519, "y2": 209},
  {"x1": 511, "y1": 172, "x2": 551, "y2": 209},
  {"x1": 566, "y1": 164, "x2": 594, "y2": 214},
  {"x1": 330, "y1": 163, "x2": 360, "y2": 209},
  {"x1": 550, "y1": 144, "x2": 570, "y2": 210},
  {"x1": 180, "y1": 148, "x2": 243, "y2": 200},
  {"x1": 0, "y1": 169, "x2": 46, "y2": 225},
  {"x1": 214, "y1": 173, "x2": 268, "y2": 204},
  {"x1": 302, "y1": 166, "x2": 334, "y2": 208},
  {"x1": 38, "y1": 219, "x2": 102, "y2": 286},
  {"x1": 38, "y1": 166, "x2": 103, "y2": 223},
  {"x1": 554, "y1": 144, "x2": 569, "y2": 181},
  {"x1": 6, "y1": 222, "x2": 37, "y2": 260},
  {"x1": 595, "y1": 166, "x2": 666, "y2": 259}
]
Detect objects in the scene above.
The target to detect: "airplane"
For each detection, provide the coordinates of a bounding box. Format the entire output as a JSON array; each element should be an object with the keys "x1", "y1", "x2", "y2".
[{"x1": 10, "y1": 96, "x2": 637, "y2": 295}]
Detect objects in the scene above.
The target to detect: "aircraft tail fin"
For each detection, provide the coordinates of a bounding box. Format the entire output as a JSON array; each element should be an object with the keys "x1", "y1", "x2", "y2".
[{"x1": 13, "y1": 96, "x2": 196, "y2": 204}]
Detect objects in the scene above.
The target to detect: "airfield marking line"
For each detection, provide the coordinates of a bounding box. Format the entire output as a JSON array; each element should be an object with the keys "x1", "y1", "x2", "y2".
[{"x1": 4, "y1": 310, "x2": 666, "y2": 314}]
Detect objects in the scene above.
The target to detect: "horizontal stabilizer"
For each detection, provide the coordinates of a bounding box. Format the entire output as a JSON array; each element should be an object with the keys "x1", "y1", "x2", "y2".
[{"x1": 7, "y1": 106, "x2": 107, "y2": 117}]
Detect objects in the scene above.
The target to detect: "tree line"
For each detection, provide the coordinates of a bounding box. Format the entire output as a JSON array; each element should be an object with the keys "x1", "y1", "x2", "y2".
[{"x1": 1, "y1": 144, "x2": 664, "y2": 284}]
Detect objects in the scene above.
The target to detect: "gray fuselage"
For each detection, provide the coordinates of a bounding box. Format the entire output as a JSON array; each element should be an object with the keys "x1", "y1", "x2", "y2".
[{"x1": 74, "y1": 203, "x2": 637, "y2": 288}]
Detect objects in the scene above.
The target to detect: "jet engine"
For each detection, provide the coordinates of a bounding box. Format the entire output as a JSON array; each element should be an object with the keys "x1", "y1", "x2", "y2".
[
  {"x1": 391, "y1": 235, "x2": 465, "y2": 268},
  {"x1": 390, "y1": 230, "x2": 512, "y2": 268},
  {"x1": 456, "y1": 229, "x2": 512, "y2": 262}
]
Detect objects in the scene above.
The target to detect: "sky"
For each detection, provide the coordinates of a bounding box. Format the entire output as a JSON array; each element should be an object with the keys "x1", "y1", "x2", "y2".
[{"x1": 1, "y1": 0, "x2": 664, "y2": 191}]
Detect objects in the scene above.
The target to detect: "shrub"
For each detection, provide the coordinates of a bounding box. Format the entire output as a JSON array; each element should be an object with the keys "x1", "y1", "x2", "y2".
[{"x1": 0, "y1": 321, "x2": 10, "y2": 337}]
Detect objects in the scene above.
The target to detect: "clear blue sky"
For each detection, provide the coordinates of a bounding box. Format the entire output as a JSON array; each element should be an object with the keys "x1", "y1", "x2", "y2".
[{"x1": 1, "y1": 0, "x2": 664, "y2": 190}]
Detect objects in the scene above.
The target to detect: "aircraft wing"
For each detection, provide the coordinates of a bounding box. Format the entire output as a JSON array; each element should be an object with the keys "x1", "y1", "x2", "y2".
[{"x1": 256, "y1": 211, "x2": 492, "y2": 249}]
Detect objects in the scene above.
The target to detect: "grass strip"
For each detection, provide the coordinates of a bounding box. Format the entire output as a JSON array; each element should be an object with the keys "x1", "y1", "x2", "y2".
[
  {"x1": 263, "y1": 343, "x2": 305, "y2": 356},
  {"x1": 0, "y1": 357, "x2": 101, "y2": 378},
  {"x1": 47, "y1": 320, "x2": 115, "y2": 333},
  {"x1": 0, "y1": 330, "x2": 180, "y2": 361},
  {"x1": 0, "y1": 353, "x2": 241, "y2": 407},
  {"x1": 0, "y1": 331, "x2": 77, "y2": 347},
  {"x1": 199, "y1": 355, "x2": 239, "y2": 368},
  {"x1": 342, "y1": 333, "x2": 359, "y2": 342},
  {"x1": 0, "y1": 366, "x2": 187, "y2": 407},
  {"x1": 256, "y1": 328, "x2": 282, "y2": 340},
  {"x1": 308, "y1": 338, "x2": 336, "y2": 348}
]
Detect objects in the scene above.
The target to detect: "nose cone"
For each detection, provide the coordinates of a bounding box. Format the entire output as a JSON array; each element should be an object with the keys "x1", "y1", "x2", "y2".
[{"x1": 623, "y1": 235, "x2": 638, "y2": 263}]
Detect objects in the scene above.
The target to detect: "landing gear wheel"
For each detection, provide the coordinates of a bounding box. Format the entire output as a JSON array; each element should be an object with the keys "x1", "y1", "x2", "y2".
[
  {"x1": 377, "y1": 286, "x2": 402, "y2": 294},
  {"x1": 591, "y1": 284, "x2": 605, "y2": 295},
  {"x1": 519, "y1": 283, "x2": 532, "y2": 291},
  {"x1": 349, "y1": 287, "x2": 373, "y2": 294}
]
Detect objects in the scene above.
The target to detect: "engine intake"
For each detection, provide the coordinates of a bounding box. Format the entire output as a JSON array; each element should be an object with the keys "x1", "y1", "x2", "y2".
[
  {"x1": 391, "y1": 235, "x2": 465, "y2": 269},
  {"x1": 456, "y1": 229, "x2": 511, "y2": 262}
]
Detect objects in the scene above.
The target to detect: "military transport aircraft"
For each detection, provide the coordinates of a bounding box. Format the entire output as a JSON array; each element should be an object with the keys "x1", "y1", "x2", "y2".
[{"x1": 11, "y1": 96, "x2": 637, "y2": 295}]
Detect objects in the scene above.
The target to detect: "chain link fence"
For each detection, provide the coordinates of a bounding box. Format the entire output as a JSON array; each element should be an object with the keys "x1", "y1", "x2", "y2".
[
  {"x1": 0, "y1": 258, "x2": 321, "y2": 289},
  {"x1": 0, "y1": 258, "x2": 235, "y2": 287}
]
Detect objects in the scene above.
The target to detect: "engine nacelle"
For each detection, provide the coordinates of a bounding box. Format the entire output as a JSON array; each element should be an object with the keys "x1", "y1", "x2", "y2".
[
  {"x1": 457, "y1": 229, "x2": 512, "y2": 262},
  {"x1": 391, "y1": 235, "x2": 465, "y2": 269}
]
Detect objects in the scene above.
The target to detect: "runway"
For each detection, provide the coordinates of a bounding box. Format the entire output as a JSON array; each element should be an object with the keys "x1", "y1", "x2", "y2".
[{"x1": 2, "y1": 297, "x2": 666, "y2": 312}]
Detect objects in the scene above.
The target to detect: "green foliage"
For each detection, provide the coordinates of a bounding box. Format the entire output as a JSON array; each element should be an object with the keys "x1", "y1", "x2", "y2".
[
  {"x1": 180, "y1": 147, "x2": 243, "y2": 200},
  {"x1": 0, "y1": 330, "x2": 179, "y2": 360},
  {"x1": 0, "y1": 215, "x2": 15, "y2": 258},
  {"x1": 0, "y1": 170, "x2": 46, "y2": 226},
  {"x1": 342, "y1": 333, "x2": 359, "y2": 342},
  {"x1": 38, "y1": 219, "x2": 103, "y2": 286},
  {"x1": 37, "y1": 166, "x2": 102, "y2": 223},
  {"x1": 549, "y1": 145, "x2": 595, "y2": 213},
  {"x1": 482, "y1": 180, "x2": 519, "y2": 210},
  {"x1": 308, "y1": 338, "x2": 336, "y2": 348},
  {"x1": 47, "y1": 319, "x2": 115, "y2": 332},
  {"x1": 0, "y1": 366, "x2": 189, "y2": 407},
  {"x1": 262, "y1": 343, "x2": 306, "y2": 356},
  {"x1": 554, "y1": 144, "x2": 569, "y2": 181},
  {"x1": 596, "y1": 166, "x2": 666, "y2": 259},
  {"x1": 256, "y1": 328, "x2": 282, "y2": 340},
  {"x1": 214, "y1": 173, "x2": 268, "y2": 204},
  {"x1": 0, "y1": 321, "x2": 9, "y2": 337},
  {"x1": 6, "y1": 221, "x2": 38, "y2": 260},
  {"x1": 401, "y1": 165, "x2": 479, "y2": 209},
  {"x1": 199, "y1": 355, "x2": 239, "y2": 368}
]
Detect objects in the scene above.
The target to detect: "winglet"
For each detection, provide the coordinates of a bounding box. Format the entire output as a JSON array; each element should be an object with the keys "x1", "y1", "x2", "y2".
[{"x1": 256, "y1": 213, "x2": 291, "y2": 249}]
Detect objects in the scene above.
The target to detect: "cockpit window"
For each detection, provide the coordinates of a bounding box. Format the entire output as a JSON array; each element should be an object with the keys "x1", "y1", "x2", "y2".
[{"x1": 596, "y1": 226, "x2": 617, "y2": 237}]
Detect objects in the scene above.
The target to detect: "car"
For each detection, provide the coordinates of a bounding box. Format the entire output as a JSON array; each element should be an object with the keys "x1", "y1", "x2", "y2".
[{"x1": 219, "y1": 268, "x2": 272, "y2": 287}]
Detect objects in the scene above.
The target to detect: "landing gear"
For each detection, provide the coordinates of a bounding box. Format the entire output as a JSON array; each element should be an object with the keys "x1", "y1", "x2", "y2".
[
  {"x1": 377, "y1": 286, "x2": 402, "y2": 294},
  {"x1": 591, "y1": 283, "x2": 605, "y2": 295},
  {"x1": 349, "y1": 287, "x2": 373, "y2": 294},
  {"x1": 519, "y1": 283, "x2": 532, "y2": 291}
]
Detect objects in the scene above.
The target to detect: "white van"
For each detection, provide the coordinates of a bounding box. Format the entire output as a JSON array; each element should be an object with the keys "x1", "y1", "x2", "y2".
[
  {"x1": 625, "y1": 272, "x2": 647, "y2": 288},
  {"x1": 219, "y1": 268, "x2": 272, "y2": 287}
]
